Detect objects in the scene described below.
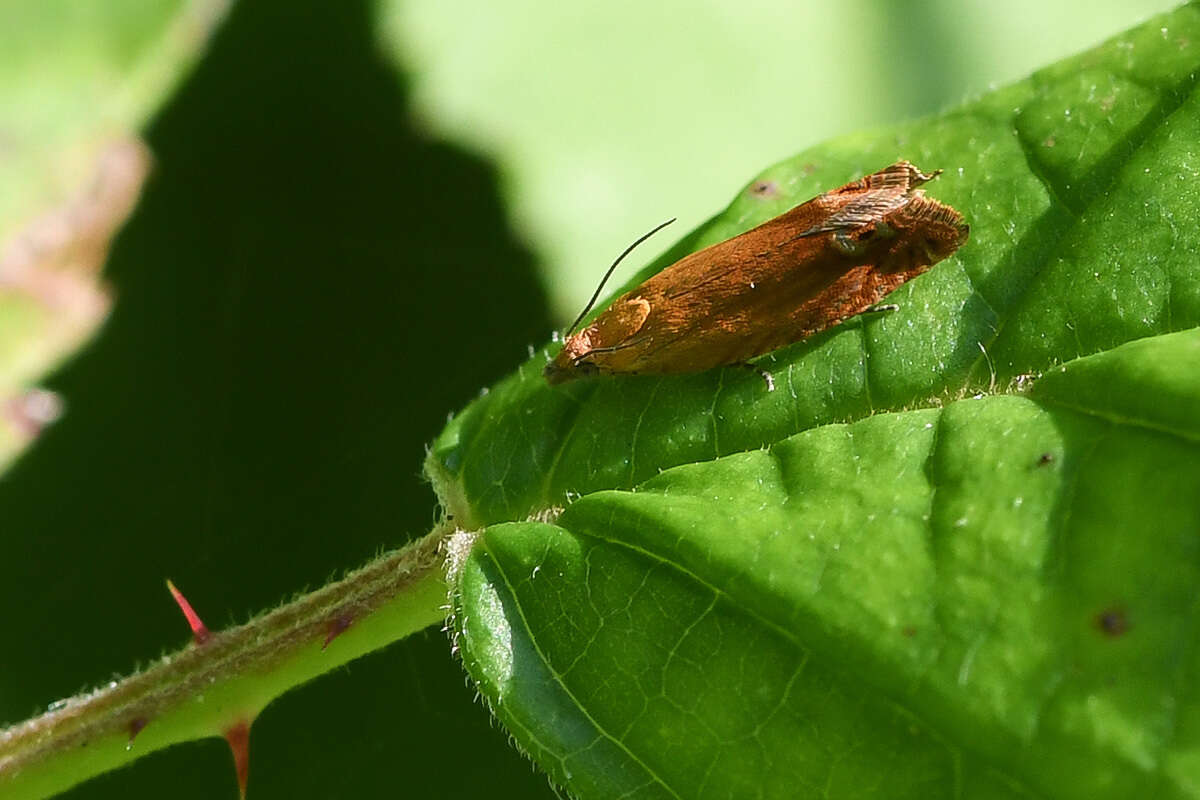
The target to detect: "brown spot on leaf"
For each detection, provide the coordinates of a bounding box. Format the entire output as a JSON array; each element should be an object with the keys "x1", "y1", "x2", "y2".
[
  {"x1": 749, "y1": 180, "x2": 777, "y2": 198},
  {"x1": 1095, "y1": 607, "x2": 1129, "y2": 637},
  {"x1": 1037, "y1": 452, "x2": 1055, "y2": 467}
]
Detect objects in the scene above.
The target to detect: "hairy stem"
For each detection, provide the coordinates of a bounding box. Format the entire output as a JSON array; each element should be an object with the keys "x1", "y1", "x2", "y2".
[{"x1": 0, "y1": 525, "x2": 452, "y2": 799}]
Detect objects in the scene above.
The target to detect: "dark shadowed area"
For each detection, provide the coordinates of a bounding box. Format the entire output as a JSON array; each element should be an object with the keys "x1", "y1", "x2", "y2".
[{"x1": 0, "y1": 1, "x2": 554, "y2": 797}]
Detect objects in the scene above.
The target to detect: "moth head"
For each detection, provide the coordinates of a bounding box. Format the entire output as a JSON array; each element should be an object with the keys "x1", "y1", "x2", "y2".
[
  {"x1": 544, "y1": 329, "x2": 597, "y2": 385},
  {"x1": 542, "y1": 360, "x2": 571, "y2": 385}
]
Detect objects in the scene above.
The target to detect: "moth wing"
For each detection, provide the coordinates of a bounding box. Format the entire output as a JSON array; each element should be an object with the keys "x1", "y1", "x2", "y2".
[
  {"x1": 795, "y1": 190, "x2": 912, "y2": 237},
  {"x1": 584, "y1": 296, "x2": 652, "y2": 354},
  {"x1": 801, "y1": 161, "x2": 943, "y2": 237}
]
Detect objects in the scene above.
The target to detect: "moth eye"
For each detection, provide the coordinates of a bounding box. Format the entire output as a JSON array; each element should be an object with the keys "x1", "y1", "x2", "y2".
[{"x1": 575, "y1": 361, "x2": 600, "y2": 377}]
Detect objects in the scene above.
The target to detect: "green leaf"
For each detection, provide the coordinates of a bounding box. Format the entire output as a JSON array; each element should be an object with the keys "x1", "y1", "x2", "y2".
[
  {"x1": 0, "y1": 0, "x2": 227, "y2": 246},
  {"x1": 440, "y1": 5, "x2": 1200, "y2": 798},
  {"x1": 0, "y1": 0, "x2": 229, "y2": 471}
]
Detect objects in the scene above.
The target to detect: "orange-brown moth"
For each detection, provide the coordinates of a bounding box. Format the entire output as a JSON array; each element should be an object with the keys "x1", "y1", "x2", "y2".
[{"x1": 544, "y1": 161, "x2": 969, "y2": 389}]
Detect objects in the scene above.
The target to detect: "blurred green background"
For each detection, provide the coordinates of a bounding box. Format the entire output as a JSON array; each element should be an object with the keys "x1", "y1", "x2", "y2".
[
  {"x1": 0, "y1": 0, "x2": 1179, "y2": 798},
  {"x1": 382, "y1": 0, "x2": 1180, "y2": 318}
]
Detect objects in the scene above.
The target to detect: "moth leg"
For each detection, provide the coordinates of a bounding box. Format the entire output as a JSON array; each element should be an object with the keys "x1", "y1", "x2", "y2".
[
  {"x1": 732, "y1": 362, "x2": 776, "y2": 393},
  {"x1": 864, "y1": 303, "x2": 899, "y2": 314}
]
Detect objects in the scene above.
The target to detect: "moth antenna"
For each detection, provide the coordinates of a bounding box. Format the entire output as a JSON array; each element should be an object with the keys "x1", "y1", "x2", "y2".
[{"x1": 565, "y1": 218, "x2": 675, "y2": 337}]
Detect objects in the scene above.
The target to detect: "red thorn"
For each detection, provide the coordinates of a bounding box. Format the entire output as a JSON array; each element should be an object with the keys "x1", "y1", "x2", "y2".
[
  {"x1": 322, "y1": 613, "x2": 354, "y2": 650},
  {"x1": 224, "y1": 720, "x2": 251, "y2": 799},
  {"x1": 166, "y1": 579, "x2": 210, "y2": 645},
  {"x1": 127, "y1": 716, "x2": 148, "y2": 743}
]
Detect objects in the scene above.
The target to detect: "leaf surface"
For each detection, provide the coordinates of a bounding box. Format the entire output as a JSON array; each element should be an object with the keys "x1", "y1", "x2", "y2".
[
  {"x1": 0, "y1": 0, "x2": 229, "y2": 470},
  {"x1": 439, "y1": 6, "x2": 1200, "y2": 798}
]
